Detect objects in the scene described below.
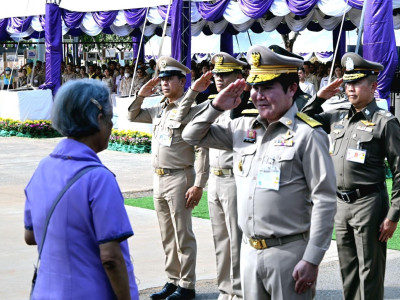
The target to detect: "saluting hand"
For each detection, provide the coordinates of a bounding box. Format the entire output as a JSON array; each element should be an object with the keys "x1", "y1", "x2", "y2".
[
  {"x1": 212, "y1": 79, "x2": 247, "y2": 111},
  {"x1": 185, "y1": 186, "x2": 203, "y2": 209},
  {"x1": 379, "y1": 218, "x2": 398, "y2": 242},
  {"x1": 138, "y1": 77, "x2": 160, "y2": 97},
  {"x1": 317, "y1": 78, "x2": 343, "y2": 100},
  {"x1": 192, "y1": 71, "x2": 213, "y2": 93},
  {"x1": 292, "y1": 260, "x2": 318, "y2": 294}
]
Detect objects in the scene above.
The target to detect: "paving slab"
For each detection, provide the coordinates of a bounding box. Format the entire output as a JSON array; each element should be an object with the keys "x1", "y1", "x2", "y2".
[{"x1": 1, "y1": 137, "x2": 399, "y2": 299}]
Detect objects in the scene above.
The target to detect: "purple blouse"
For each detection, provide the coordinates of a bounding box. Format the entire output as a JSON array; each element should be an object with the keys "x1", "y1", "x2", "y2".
[{"x1": 24, "y1": 139, "x2": 139, "y2": 300}]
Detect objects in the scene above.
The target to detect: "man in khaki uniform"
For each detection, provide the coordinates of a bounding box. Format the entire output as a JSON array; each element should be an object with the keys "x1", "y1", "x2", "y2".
[
  {"x1": 62, "y1": 63, "x2": 77, "y2": 84},
  {"x1": 176, "y1": 52, "x2": 246, "y2": 300},
  {"x1": 302, "y1": 53, "x2": 400, "y2": 300},
  {"x1": 127, "y1": 56, "x2": 209, "y2": 300},
  {"x1": 182, "y1": 45, "x2": 337, "y2": 299},
  {"x1": 303, "y1": 61, "x2": 319, "y2": 92}
]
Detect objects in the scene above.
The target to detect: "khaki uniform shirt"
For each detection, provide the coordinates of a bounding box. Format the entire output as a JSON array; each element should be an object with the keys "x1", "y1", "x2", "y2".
[
  {"x1": 210, "y1": 111, "x2": 233, "y2": 169},
  {"x1": 302, "y1": 98, "x2": 400, "y2": 222},
  {"x1": 119, "y1": 77, "x2": 133, "y2": 97},
  {"x1": 127, "y1": 90, "x2": 209, "y2": 188},
  {"x1": 183, "y1": 102, "x2": 337, "y2": 265},
  {"x1": 305, "y1": 73, "x2": 319, "y2": 92},
  {"x1": 62, "y1": 72, "x2": 76, "y2": 84}
]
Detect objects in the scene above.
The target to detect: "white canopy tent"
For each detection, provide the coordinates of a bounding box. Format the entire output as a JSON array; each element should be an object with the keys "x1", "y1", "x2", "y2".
[{"x1": 0, "y1": 0, "x2": 171, "y2": 19}]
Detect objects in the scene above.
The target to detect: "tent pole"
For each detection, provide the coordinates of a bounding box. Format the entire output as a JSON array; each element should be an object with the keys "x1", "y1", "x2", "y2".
[{"x1": 355, "y1": 2, "x2": 368, "y2": 55}]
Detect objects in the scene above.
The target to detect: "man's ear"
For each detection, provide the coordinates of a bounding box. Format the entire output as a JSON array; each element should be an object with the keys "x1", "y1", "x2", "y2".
[
  {"x1": 371, "y1": 81, "x2": 378, "y2": 91},
  {"x1": 180, "y1": 77, "x2": 186, "y2": 86},
  {"x1": 288, "y1": 82, "x2": 298, "y2": 98}
]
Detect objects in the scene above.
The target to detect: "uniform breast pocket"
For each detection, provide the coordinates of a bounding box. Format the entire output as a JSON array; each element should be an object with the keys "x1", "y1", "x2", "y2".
[
  {"x1": 331, "y1": 130, "x2": 345, "y2": 156},
  {"x1": 277, "y1": 148, "x2": 296, "y2": 183},
  {"x1": 233, "y1": 145, "x2": 257, "y2": 177},
  {"x1": 352, "y1": 132, "x2": 376, "y2": 162},
  {"x1": 167, "y1": 120, "x2": 183, "y2": 143},
  {"x1": 153, "y1": 117, "x2": 162, "y2": 135}
]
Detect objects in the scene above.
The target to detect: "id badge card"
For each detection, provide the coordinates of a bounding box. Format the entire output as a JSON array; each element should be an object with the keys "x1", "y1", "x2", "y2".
[
  {"x1": 256, "y1": 160, "x2": 280, "y2": 190},
  {"x1": 158, "y1": 131, "x2": 172, "y2": 147},
  {"x1": 346, "y1": 148, "x2": 366, "y2": 164}
]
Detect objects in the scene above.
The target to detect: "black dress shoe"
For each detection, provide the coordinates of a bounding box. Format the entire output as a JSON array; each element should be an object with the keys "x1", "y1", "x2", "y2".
[
  {"x1": 166, "y1": 286, "x2": 195, "y2": 300},
  {"x1": 150, "y1": 282, "x2": 178, "y2": 300}
]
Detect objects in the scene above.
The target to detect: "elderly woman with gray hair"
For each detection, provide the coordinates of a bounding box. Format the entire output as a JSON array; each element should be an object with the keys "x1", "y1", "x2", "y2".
[{"x1": 24, "y1": 79, "x2": 139, "y2": 300}]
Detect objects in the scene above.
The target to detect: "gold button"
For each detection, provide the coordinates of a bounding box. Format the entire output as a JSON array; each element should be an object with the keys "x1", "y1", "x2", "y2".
[{"x1": 286, "y1": 120, "x2": 292, "y2": 125}]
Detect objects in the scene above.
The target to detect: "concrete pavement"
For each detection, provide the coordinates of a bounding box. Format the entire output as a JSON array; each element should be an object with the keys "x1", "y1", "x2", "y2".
[{"x1": 0, "y1": 137, "x2": 399, "y2": 299}]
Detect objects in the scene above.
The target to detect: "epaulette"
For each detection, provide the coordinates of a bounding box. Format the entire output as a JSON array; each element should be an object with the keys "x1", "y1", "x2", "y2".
[
  {"x1": 377, "y1": 110, "x2": 394, "y2": 118},
  {"x1": 296, "y1": 112, "x2": 322, "y2": 127},
  {"x1": 208, "y1": 94, "x2": 217, "y2": 100},
  {"x1": 241, "y1": 109, "x2": 259, "y2": 116}
]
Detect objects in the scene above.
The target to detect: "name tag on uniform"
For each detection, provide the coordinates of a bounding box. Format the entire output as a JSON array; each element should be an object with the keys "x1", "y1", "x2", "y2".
[
  {"x1": 256, "y1": 161, "x2": 280, "y2": 190},
  {"x1": 356, "y1": 125, "x2": 373, "y2": 132},
  {"x1": 346, "y1": 148, "x2": 366, "y2": 164},
  {"x1": 158, "y1": 131, "x2": 172, "y2": 147}
]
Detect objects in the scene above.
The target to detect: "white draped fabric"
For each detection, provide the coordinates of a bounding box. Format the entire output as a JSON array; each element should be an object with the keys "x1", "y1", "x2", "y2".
[
  {"x1": 299, "y1": 52, "x2": 314, "y2": 61},
  {"x1": 2, "y1": 0, "x2": 400, "y2": 40},
  {"x1": 0, "y1": 89, "x2": 53, "y2": 121},
  {"x1": 315, "y1": 52, "x2": 334, "y2": 63}
]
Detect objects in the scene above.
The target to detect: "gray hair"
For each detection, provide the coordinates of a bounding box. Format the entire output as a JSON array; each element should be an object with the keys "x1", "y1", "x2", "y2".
[{"x1": 51, "y1": 79, "x2": 112, "y2": 137}]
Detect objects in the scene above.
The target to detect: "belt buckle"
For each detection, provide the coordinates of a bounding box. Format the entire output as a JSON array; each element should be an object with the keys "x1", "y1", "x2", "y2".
[
  {"x1": 338, "y1": 191, "x2": 351, "y2": 203},
  {"x1": 213, "y1": 169, "x2": 223, "y2": 176},
  {"x1": 249, "y1": 238, "x2": 268, "y2": 250},
  {"x1": 156, "y1": 168, "x2": 165, "y2": 175}
]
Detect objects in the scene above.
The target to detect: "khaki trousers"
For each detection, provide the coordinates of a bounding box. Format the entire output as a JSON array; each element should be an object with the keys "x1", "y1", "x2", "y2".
[
  {"x1": 240, "y1": 238, "x2": 312, "y2": 300},
  {"x1": 208, "y1": 173, "x2": 242, "y2": 299},
  {"x1": 335, "y1": 190, "x2": 388, "y2": 300},
  {"x1": 153, "y1": 168, "x2": 197, "y2": 289}
]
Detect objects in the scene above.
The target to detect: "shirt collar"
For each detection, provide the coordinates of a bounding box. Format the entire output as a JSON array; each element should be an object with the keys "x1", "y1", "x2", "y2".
[
  {"x1": 166, "y1": 93, "x2": 185, "y2": 108},
  {"x1": 51, "y1": 138, "x2": 102, "y2": 163},
  {"x1": 253, "y1": 103, "x2": 298, "y2": 130},
  {"x1": 350, "y1": 99, "x2": 378, "y2": 120}
]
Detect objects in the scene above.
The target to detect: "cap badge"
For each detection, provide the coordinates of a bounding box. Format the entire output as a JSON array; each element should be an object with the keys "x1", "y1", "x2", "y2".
[
  {"x1": 346, "y1": 57, "x2": 354, "y2": 71},
  {"x1": 215, "y1": 55, "x2": 224, "y2": 65},
  {"x1": 252, "y1": 53, "x2": 261, "y2": 67},
  {"x1": 160, "y1": 60, "x2": 167, "y2": 68}
]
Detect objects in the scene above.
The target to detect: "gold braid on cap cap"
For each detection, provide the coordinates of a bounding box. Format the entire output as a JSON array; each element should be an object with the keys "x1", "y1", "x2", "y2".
[
  {"x1": 343, "y1": 68, "x2": 381, "y2": 82},
  {"x1": 214, "y1": 62, "x2": 243, "y2": 73},
  {"x1": 247, "y1": 65, "x2": 298, "y2": 84},
  {"x1": 343, "y1": 73, "x2": 368, "y2": 81}
]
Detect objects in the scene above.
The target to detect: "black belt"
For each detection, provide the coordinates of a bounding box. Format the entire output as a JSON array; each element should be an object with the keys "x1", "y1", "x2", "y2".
[
  {"x1": 336, "y1": 183, "x2": 385, "y2": 203},
  {"x1": 245, "y1": 233, "x2": 307, "y2": 250}
]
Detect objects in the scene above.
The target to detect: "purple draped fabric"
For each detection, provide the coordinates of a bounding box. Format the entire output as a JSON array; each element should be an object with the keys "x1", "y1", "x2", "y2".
[
  {"x1": 286, "y1": 0, "x2": 319, "y2": 16},
  {"x1": 317, "y1": 51, "x2": 334, "y2": 58},
  {"x1": 9, "y1": 17, "x2": 33, "y2": 32},
  {"x1": 347, "y1": 0, "x2": 363, "y2": 10},
  {"x1": 39, "y1": 15, "x2": 46, "y2": 28},
  {"x1": 220, "y1": 31, "x2": 233, "y2": 55},
  {"x1": 196, "y1": 0, "x2": 230, "y2": 22},
  {"x1": 40, "y1": 3, "x2": 62, "y2": 95},
  {"x1": 61, "y1": 10, "x2": 85, "y2": 28},
  {"x1": 333, "y1": 26, "x2": 346, "y2": 62},
  {"x1": 92, "y1": 11, "x2": 118, "y2": 28},
  {"x1": 132, "y1": 31, "x2": 144, "y2": 62},
  {"x1": 238, "y1": 0, "x2": 274, "y2": 18},
  {"x1": 171, "y1": 0, "x2": 191, "y2": 88},
  {"x1": 0, "y1": 19, "x2": 9, "y2": 40},
  {"x1": 158, "y1": 6, "x2": 173, "y2": 24},
  {"x1": 363, "y1": 0, "x2": 398, "y2": 103},
  {"x1": 68, "y1": 27, "x2": 83, "y2": 37},
  {"x1": 124, "y1": 9, "x2": 147, "y2": 28},
  {"x1": 299, "y1": 52, "x2": 312, "y2": 57}
]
